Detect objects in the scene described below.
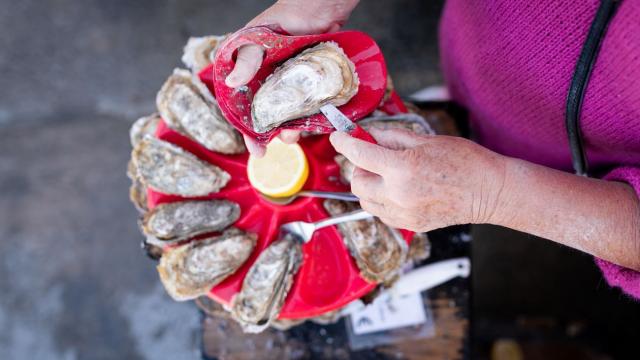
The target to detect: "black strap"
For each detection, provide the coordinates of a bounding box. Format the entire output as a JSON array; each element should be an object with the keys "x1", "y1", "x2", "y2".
[{"x1": 565, "y1": 0, "x2": 619, "y2": 176}]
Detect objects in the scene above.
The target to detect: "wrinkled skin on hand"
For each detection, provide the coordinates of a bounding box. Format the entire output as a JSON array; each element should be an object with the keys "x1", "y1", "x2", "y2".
[{"x1": 330, "y1": 127, "x2": 508, "y2": 232}]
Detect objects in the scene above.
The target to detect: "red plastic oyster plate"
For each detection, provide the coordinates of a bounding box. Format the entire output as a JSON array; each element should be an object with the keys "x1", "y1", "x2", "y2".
[{"x1": 211, "y1": 26, "x2": 388, "y2": 145}]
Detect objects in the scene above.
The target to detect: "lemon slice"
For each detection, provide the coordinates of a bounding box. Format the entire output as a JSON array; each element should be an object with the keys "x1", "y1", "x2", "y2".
[{"x1": 247, "y1": 138, "x2": 309, "y2": 197}]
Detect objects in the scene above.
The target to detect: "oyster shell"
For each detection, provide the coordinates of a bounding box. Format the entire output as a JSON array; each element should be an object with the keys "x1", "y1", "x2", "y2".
[
  {"x1": 323, "y1": 199, "x2": 407, "y2": 283},
  {"x1": 408, "y1": 232, "x2": 431, "y2": 265},
  {"x1": 181, "y1": 35, "x2": 226, "y2": 73},
  {"x1": 142, "y1": 200, "x2": 240, "y2": 244},
  {"x1": 127, "y1": 159, "x2": 148, "y2": 213},
  {"x1": 251, "y1": 41, "x2": 359, "y2": 133},
  {"x1": 157, "y1": 228, "x2": 257, "y2": 301},
  {"x1": 231, "y1": 234, "x2": 302, "y2": 333},
  {"x1": 132, "y1": 136, "x2": 230, "y2": 196},
  {"x1": 157, "y1": 68, "x2": 245, "y2": 154},
  {"x1": 141, "y1": 236, "x2": 164, "y2": 261},
  {"x1": 130, "y1": 113, "x2": 161, "y2": 147}
]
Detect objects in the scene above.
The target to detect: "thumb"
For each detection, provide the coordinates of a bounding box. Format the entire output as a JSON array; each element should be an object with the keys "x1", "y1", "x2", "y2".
[
  {"x1": 368, "y1": 127, "x2": 430, "y2": 150},
  {"x1": 243, "y1": 134, "x2": 266, "y2": 157},
  {"x1": 225, "y1": 44, "x2": 264, "y2": 88}
]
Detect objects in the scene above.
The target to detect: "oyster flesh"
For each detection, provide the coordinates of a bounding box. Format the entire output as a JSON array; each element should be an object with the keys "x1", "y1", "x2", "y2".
[
  {"x1": 324, "y1": 199, "x2": 407, "y2": 283},
  {"x1": 142, "y1": 200, "x2": 240, "y2": 244},
  {"x1": 157, "y1": 68, "x2": 245, "y2": 154},
  {"x1": 132, "y1": 136, "x2": 230, "y2": 196},
  {"x1": 157, "y1": 228, "x2": 257, "y2": 301},
  {"x1": 231, "y1": 234, "x2": 302, "y2": 333},
  {"x1": 251, "y1": 41, "x2": 359, "y2": 133},
  {"x1": 130, "y1": 113, "x2": 161, "y2": 147},
  {"x1": 181, "y1": 35, "x2": 226, "y2": 73}
]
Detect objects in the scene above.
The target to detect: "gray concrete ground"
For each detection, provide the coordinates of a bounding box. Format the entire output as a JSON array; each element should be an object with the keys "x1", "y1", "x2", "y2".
[{"x1": 1, "y1": 0, "x2": 638, "y2": 359}]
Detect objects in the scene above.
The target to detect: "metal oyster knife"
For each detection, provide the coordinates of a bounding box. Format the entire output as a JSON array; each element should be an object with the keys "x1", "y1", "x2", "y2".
[{"x1": 320, "y1": 104, "x2": 377, "y2": 144}]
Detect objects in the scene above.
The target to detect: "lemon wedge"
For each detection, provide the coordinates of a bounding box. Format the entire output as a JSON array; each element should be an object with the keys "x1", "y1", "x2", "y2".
[{"x1": 247, "y1": 138, "x2": 309, "y2": 198}]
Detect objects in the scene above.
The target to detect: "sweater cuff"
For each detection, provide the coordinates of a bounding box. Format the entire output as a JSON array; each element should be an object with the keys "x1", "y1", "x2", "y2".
[{"x1": 594, "y1": 166, "x2": 640, "y2": 299}]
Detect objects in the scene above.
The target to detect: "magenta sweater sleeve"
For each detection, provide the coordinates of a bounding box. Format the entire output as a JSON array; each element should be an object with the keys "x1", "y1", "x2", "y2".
[{"x1": 595, "y1": 167, "x2": 640, "y2": 299}]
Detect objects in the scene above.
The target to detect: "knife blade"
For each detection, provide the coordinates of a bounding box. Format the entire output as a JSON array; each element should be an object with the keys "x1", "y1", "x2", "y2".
[{"x1": 320, "y1": 104, "x2": 377, "y2": 144}]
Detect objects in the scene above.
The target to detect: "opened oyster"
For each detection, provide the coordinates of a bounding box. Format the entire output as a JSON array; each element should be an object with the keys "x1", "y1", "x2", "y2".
[
  {"x1": 324, "y1": 199, "x2": 407, "y2": 283},
  {"x1": 181, "y1": 35, "x2": 226, "y2": 73},
  {"x1": 231, "y1": 234, "x2": 302, "y2": 333},
  {"x1": 251, "y1": 41, "x2": 359, "y2": 133},
  {"x1": 142, "y1": 200, "x2": 240, "y2": 244},
  {"x1": 130, "y1": 113, "x2": 161, "y2": 147},
  {"x1": 132, "y1": 136, "x2": 230, "y2": 196},
  {"x1": 157, "y1": 228, "x2": 256, "y2": 301},
  {"x1": 157, "y1": 69, "x2": 245, "y2": 154}
]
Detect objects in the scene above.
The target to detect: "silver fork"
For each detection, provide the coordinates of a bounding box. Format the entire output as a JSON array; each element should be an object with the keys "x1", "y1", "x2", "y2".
[{"x1": 280, "y1": 209, "x2": 373, "y2": 243}]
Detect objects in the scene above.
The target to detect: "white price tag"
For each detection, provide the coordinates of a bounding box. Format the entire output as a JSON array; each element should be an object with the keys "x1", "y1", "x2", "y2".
[{"x1": 349, "y1": 292, "x2": 427, "y2": 335}]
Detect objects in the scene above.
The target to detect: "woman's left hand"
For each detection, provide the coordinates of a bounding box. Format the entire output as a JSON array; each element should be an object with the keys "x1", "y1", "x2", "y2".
[{"x1": 329, "y1": 128, "x2": 509, "y2": 232}]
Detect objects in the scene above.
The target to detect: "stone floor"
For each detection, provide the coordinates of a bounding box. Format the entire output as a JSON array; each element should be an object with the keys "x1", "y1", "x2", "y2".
[{"x1": 0, "y1": 0, "x2": 637, "y2": 359}]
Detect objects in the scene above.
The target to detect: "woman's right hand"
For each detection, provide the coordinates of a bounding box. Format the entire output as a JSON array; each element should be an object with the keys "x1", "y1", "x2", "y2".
[{"x1": 225, "y1": 0, "x2": 359, "y2": 156}]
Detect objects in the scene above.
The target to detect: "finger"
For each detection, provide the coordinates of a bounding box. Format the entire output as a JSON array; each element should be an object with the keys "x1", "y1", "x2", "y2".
[
  {"x1": 329, "y1": 131, "x2": 393, "y2": 175},
  {"x1": 350, "y1": 168, "x2": 386, "y2": 203},
  {"x1": 225, "y1": 44, "x2": 264, "y2": 88},
  {"x1": 243, "y1": 134, "x2": 266, "y2": 157},
  {"x1": 278, "y1": 129, "x2": 301, "y2": 144},
  {"x1": 368, "y1": 127, "x2": 429, "y2": 150}
]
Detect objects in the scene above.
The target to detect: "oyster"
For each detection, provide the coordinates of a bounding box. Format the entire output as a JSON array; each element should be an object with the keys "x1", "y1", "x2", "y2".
[
  {"x1": 334, "y1": 154, "x2": 355, "y2": 184},
  {"x1": 360, "y1": 113, "x2": 434, "y2": 135},
  {"x1": 324, "y1": 199, "x2": 407, "y2": 283},
  {"x1": 157, "y1": 69, "x2": 245, "y2": 154},
  {"x1": 132, "y1": 136, "x2": 230, "y2": 196},
  {"x1": 141, "y1": 236, "x2": 163, "y2": 261},
  {"x1": 127, "y1": 159, "x2": 148, "y2": 213},
  {"x1": 251, "y1": 41, "x2": 359, "y2": 133},
  {"x1": 181, "y1": 35, "x2": 226, "y2": 73},
  {"x1": 142, "y1": 200, "x2": 240, "y2": 244},
  {"x1": 231, "y1": 234, "x2": 302, "y2": 333},
  {"x1": 408, "y1": 232, "x2": 431, "y2": 264},
  {"x1": 157, "y1": 228, "x2": 257, "y2": 301},
  {"x1": 130, "y1": 113, "x2": 161, "y2": 147}
]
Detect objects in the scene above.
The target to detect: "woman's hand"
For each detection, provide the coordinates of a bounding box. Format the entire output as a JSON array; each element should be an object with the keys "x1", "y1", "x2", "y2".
[
  {"x1": 332, "y1": 127, "x2": 640, "y2": 271},
  {"x1": 330, "y1": 128, "x2": 508, "y2": 232},
  {"x1": 226, "y1": 0, "x2": 359, "y2": 156}
]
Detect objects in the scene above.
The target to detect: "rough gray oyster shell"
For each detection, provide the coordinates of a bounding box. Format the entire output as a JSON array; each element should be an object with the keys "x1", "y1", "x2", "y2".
[
  {"x1": 157, "y1": 68, "x2": 245, "y2": 154},
  {"x1": 251, "y1": 41, "x2": 359, "y2": 133},
  {"x1": 142, "y1": 200, "x2": 240, "y2": 244},
  {"x1": 181, "y1": 35, "x2": 226, "y2": 73},
  {"x1": 323, "y1": 199, "x2": 407, "y2": 283},
  {"x1": 130, "y1": 113, "x2": 161, "y2": 147},
  {"x1": 157, "y1": 228, "x2": 256, "y2": 301},
  {"x1": 132, "y1": 136, "x2": 230, "y2": 196},
  {"x1": 231, "y1": 234, "x2": 302, "y2": 333},
  {"x1": 127, "y1": 159, "x2": 148, "y2": 213}
]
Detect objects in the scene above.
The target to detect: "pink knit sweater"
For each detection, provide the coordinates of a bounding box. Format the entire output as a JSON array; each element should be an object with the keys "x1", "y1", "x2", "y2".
[{"x1": 439, "y1": 0, "x2": 640, "y2": 298}]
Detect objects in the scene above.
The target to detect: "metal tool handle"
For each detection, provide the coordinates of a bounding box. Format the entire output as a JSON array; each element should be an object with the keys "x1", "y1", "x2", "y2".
[
  {"x1": 314, "y1": 210, "x2": 372, "y2": 230},
  {"x1": 298, "y1": 191, "x2": 359, "y2": 202}
]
